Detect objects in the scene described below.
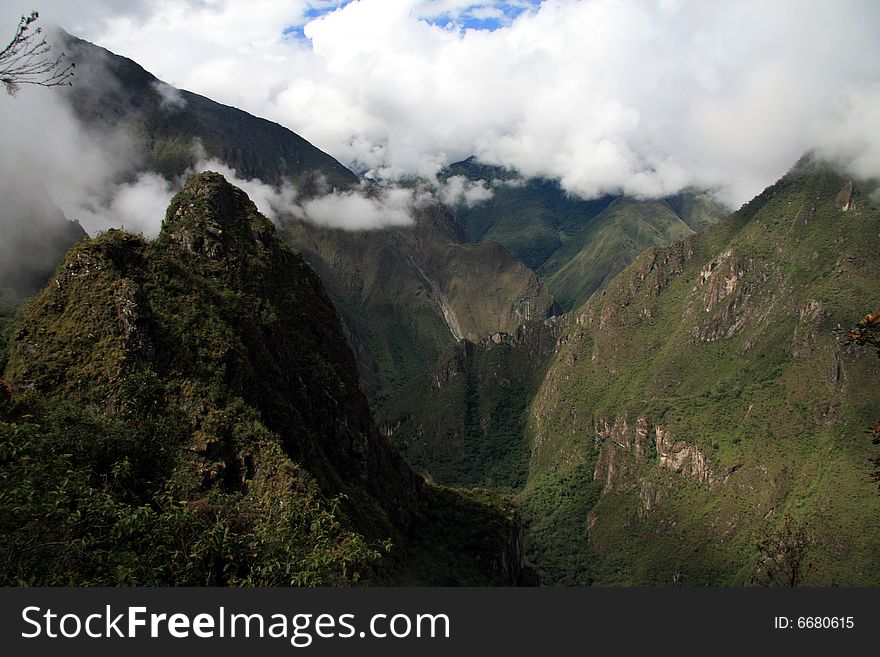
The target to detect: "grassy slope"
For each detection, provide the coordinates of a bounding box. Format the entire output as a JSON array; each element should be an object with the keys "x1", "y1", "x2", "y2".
[{"x1": 522, "y1": 159, "x2": 880, "y2": 585}]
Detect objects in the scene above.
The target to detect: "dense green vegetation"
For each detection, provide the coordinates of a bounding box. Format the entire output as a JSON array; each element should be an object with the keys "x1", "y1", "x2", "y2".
[
  {"x1": 0, "y1": 392, "x2": 383, "y2": 585},
  {"x1": 521, "y1": 158, "x2": 880, "y2": 585},
  {"x1": 396, "y1": 486, "x2": 528, "y2": 585},
  {"x1": 379, "y1": 321, "x2": 562, "y2": 491},
  {"x1": 0, "y1": 173, "x2": 520, "y2": 586}
]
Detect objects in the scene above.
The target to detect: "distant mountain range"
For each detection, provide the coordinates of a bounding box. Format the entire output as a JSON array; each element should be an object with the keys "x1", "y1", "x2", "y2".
[{"x1": 446, "y1": 156, "x2": 726, "y2": 311}]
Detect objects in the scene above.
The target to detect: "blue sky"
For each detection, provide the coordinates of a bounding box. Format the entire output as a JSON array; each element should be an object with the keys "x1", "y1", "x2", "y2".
[{"x1": 284, "y1": 1, "x2": 542, "y2": 40}]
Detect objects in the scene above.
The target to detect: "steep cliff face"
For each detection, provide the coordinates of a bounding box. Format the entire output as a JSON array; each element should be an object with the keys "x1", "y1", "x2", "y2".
[
  {"x1": 523, "y1": 158, "x2": 880, "y2": 585},
  {"x1": 591, "y1": 413, "x2": 711, "y2": 512},
  {"x1": 0, "y1": 173, "x2": 521, "y2": 585}
]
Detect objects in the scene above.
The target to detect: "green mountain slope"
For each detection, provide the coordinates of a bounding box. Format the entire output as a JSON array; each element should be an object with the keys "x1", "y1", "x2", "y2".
[
  {"x1": 522, "y1": 157, "x2": 880, "y2": 585},
  {"x1": 378, "y1": 318, "x2": 564, "y2": 491},
  {"x1": 0, "y1": 173, "x2": 523, "y2": 586},
  {"x1": 541, "y1": 197, "x2": 695, "y2": 311},
  {"x1": 448, "y1": 158, "x2": 616, "y2": 272},
  {"x1": 447, "y1": 158, "x2": 726, "y2": 310}
]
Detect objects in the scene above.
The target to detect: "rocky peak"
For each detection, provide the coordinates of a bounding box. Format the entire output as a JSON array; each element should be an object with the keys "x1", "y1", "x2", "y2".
[{"x1": 159, "y1": 172, "x2": 276, "y2": 284}]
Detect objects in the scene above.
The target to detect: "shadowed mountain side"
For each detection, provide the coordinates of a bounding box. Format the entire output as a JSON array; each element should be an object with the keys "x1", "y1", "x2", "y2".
[
  {"x1": 0, "y1": 192, "x2": 86, "y2": 297},
  {"x1": 378, "y1": 317, "x2": 565, "y2": 491},
  {"x1": 58, "y1": 31, "x2": 358, "y2": 193}
]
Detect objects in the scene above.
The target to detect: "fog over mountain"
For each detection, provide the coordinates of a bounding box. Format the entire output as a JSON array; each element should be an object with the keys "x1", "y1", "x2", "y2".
[
  {"x1": 5, "y1": 0, "x2": 879, "y2": 209},
  {"x1": 0, "y1": 44, "x2": 485, "y2": 240}
]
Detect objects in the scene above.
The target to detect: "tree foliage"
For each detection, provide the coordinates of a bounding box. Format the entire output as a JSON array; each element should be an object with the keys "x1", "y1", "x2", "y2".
[
  {"x1": 0, "y1": 390, "x2": 386, "y2": 585},
  {"x1": 847, "y1": 311, "x2": 880, "y2": 490},
  {"x1": 0, "y1": 11, "x2": 73, "y2": 96},
  {"x1": 847, "y1": 310, "x2": 880, "y2": 354},
  {"x1": 751, "y1": 514, "x2": 813, "y2": 587}
]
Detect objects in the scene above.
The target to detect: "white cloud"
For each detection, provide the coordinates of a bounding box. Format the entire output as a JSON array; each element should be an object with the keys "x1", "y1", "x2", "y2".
[
  {"x1": 301, "y1": 185, "x2": 418, "y2": 229},
  {"x1": 0, "y1": 83, "x2": 153, "y2": 237},
  {"x1": 190, "y1": 154, "x2": 301, "y2": 222},
  {"x1": 151, "y1": 80, "x2": 186, "y2": 111},
  {"x1": 0, "y1": 86, "x2": 422, "y2": 243},
  {"x1": 75, "y1": 172, "x2": 176, "y2": 236},
  {"x1": 467, "y1": 7, "x2": 505, "y2": 21},
  {"x1": 437, "y1": 175, "x2": 493, "y2": 207},
  {"x1": 809, "y1": 85, "x2": 880, "y2": 182},
  {"x1": 5, "y1": 0, "x2": 880, "y2": 209},
  {"x1": 188, "y1": 152, "x2": 429, "y2": 230}
]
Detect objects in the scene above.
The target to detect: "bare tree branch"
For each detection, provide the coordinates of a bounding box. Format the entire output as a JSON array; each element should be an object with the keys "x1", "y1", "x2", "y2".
[{"x1": 0, "y1": 11, "x2": 74, "y2": 96}]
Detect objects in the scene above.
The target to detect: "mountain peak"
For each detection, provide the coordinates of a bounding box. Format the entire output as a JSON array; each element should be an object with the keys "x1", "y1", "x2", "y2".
[
  {"x1": 159, "y1": 172, "x2": 277, "y2": 284},
  {"x1": 163, "y1": 171, "x2": 273, "y2": 237}
]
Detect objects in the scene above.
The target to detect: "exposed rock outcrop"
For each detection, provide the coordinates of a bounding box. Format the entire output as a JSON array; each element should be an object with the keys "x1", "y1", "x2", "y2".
[
  {"x1": 654, "y1": 425, "x2": 711, "y2": 483},
  {"x1": 593, "y1": 413, "x2": 713, "y2": 497},
  {"x1": 834, "y1": 180, "x2": 855, "y2": 212},
  {"x1": 688, "y1": 249, "x2": 785, "y2": 343}
]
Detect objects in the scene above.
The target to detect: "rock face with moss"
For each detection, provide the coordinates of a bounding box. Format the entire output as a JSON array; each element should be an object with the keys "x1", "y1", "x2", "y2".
[
  {"x1": 522, "y1": 157, "x2": 880, "y2": 585},
  {"x1": 0, "y1": 173, "x2": 522, "y2": 585}
]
